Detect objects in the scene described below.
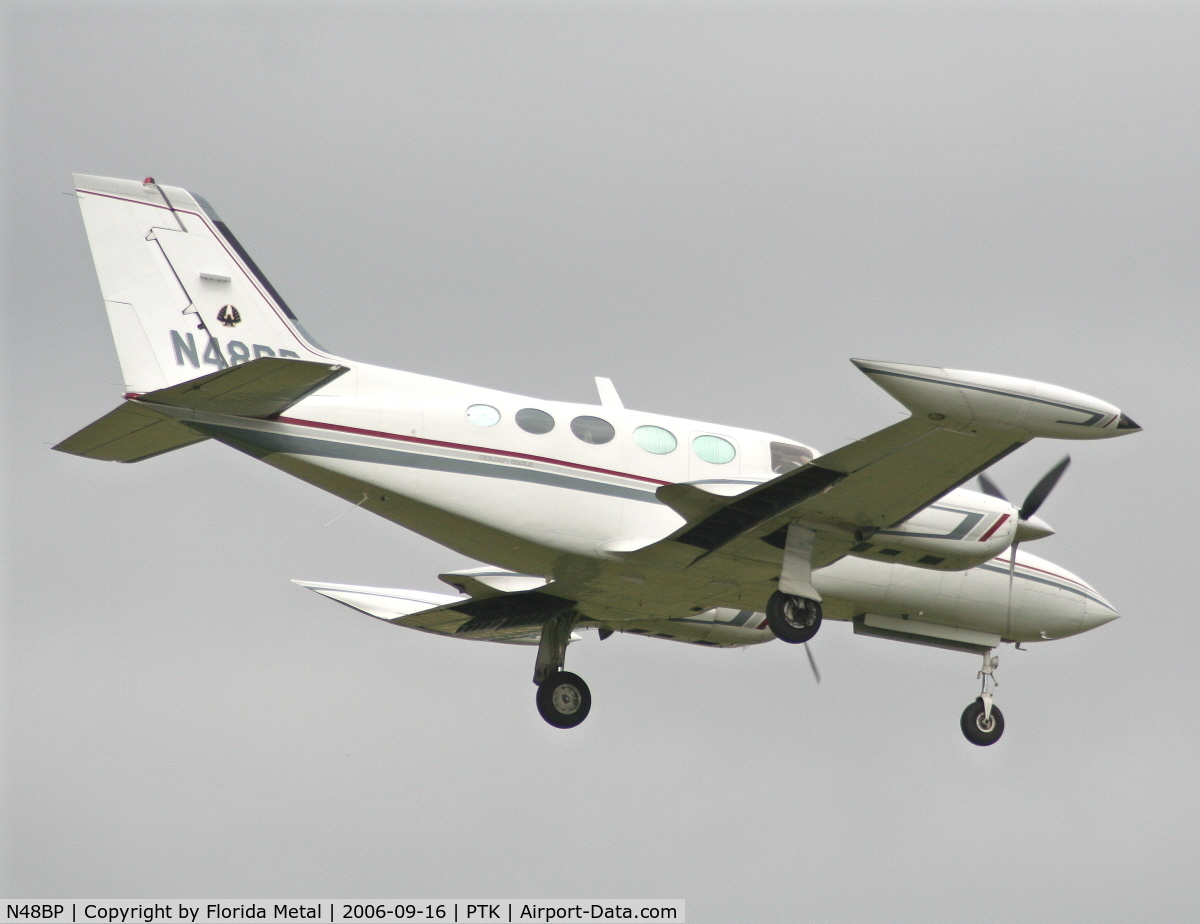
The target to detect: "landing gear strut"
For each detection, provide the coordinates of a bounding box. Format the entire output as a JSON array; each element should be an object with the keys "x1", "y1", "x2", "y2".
[
  {"x1": 960, "y1": 651, "x2": 1004, "y2": 746},
  {"x1": 533, "y1": 606, "x2": 591, "y2": 728},
  {"x1": 768, "y1": 523, "x2": 824, "y2": 644}
]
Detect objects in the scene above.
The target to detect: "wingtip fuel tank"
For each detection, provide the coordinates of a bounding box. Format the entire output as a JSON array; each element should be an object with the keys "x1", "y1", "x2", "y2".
[{"x1": 851, "y1": 359, "x2": 1141, "y2": 440}]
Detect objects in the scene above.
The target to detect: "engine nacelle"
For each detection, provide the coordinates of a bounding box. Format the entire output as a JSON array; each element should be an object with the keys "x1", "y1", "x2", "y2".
[
  {"x1": 846, "y1": 487, "x2": 1017, "y2": 571},
  {"x1": 619, "y1": 608, "x2": 775, "y2": 647}
]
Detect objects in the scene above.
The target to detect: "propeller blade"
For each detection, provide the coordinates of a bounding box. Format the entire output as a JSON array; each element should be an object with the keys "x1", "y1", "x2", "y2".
[
  {"x1": 977, "y1": 472, "x2": 1008, "y2": 501},
  {"x1": 1020, "y1": 455, "x2": 1071, "y2": 521},
  {"x1": 1005, "y1": 542, "x2": 1018, "y2": 639},
  {"x1": 804, "y1": 642, "x2": 821, "y2": 684}
]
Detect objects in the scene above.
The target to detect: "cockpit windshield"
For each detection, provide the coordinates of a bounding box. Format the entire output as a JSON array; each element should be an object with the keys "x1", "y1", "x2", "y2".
[{"x1": 770, "y1": 441, "x2": 814, "y2": 474}]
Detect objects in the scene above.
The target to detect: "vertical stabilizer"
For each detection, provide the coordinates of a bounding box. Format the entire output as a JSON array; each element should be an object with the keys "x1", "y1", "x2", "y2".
[{"x1": 73, "y1": 174, "x2": 340, "y2": 394}]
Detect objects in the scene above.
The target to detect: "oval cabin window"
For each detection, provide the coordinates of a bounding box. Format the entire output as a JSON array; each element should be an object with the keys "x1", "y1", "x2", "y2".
[
  {"x1": 634, "y1": 425, "x2": 677, "y2": 454},
  {"x1": 692, "y1": 434, "x2": 736, "y2": 464},
  {"x1": 516, "y1": 408, "x2": 556, "y2": 434},
  {"x1": 466, "y1": 404, "x2": 501, "y2": 427},
  {"x1": 570, "y1": 416, "x2": 616, "y2": 445}
]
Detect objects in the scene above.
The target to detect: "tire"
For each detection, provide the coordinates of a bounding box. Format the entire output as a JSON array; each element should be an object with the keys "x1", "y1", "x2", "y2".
[
  {"x1": 960, "y1": 698, "x2": 1005, "y2": 746},
  {"x1": 536, "y1": 671, "x2": 592, "y2": 729},
  {"x1": 765, "y1": 591, "x2": 823, "y2": 644}
]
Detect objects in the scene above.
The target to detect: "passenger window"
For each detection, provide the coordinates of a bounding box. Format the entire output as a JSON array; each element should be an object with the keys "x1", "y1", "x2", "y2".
[
  {"x1": 570, "y1": 416, "x2": 615, "y2": 445},
  {"x1": 634, "y1": 425, "x2": 677, "y2": 454},
  {"x1": 516, "y1": 408, "x2": 555, "y2": 434},
  {"x1": 466, "y1": 404, "x2": 500, "y2": 427},
  {"x1": 770, "y1": 441, "x2": 813, "y2": 474},
  {"x1": 692, "y1": 435, "x2": 736, "y2": 464}
]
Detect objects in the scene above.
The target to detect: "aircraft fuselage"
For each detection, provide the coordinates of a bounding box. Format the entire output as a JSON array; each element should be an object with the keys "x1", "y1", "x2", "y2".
[{"x1": 154, "y1": 352, "x2": 1116, "y2": 648}]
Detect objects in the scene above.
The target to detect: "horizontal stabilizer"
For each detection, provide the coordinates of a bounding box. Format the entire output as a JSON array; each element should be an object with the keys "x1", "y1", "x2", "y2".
[
  {"x1": 54, "y1": 401, "x2": 208, "y2": 462},
  {"x1": 138, "y1": 356, "x2": 348, "y2": 419}
]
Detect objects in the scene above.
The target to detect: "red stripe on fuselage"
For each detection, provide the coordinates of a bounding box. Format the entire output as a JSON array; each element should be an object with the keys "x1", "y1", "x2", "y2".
[
  {"x1": 993, "y1": 556, "x2": 1092, "y2": 592},
  {"x1": 273, "y1": 415, "x2": 674, "y2": 486}
]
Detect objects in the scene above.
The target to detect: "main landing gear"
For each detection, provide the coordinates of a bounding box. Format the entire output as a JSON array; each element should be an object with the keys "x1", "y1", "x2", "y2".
[
  {"x1": 537, "y1": 671, "x2": 591, "y2": 728},
  {"x1": 961, "y1": 651, "x2": 1004, "y2": 746},
  {"x1": 533, "y1": 607, "x2": 591, "y2": 729},
  {"x1": 765, "y1": 591, "x2": 823, "y2": 644},
  {"x1": 767, "y1": 523, "x2": 824, "y2": 644}
]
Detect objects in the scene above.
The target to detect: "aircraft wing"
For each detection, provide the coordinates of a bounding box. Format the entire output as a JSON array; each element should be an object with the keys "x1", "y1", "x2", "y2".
[
  {"x1": 294, "y1": 580, "x2": 582, "y2": 645},
  {"x1": 632, "y1": 358, "x2": 1129, "y2": 573},
  {"x1": 636, "y1": 418, "x2": 1022, "y2": 574}
]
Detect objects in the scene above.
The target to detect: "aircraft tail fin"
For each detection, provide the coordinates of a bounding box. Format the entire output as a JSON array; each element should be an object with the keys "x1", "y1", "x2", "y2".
[
  {"x1": 56, "y1": 357, "x2": 347, "y2": 462},
  {"x1": 72, "y1": 174, "x2": 341, "y2": 395}
]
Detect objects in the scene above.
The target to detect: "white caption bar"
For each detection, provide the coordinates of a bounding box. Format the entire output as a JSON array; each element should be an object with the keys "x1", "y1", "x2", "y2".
[{"x1": 3, "y1": 902, "x2": 684, "y2": 924}]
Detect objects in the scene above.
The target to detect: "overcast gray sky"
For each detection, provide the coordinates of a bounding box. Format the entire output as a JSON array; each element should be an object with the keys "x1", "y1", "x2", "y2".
[{"x1": 4, "y1": 1, "x2": 1199, "y2": 920}]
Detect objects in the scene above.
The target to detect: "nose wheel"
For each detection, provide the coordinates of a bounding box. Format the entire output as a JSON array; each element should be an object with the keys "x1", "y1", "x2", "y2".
[
  {"x1": 961, "y1": 697, "x2": 1005, "y2": 745},
  {"x1": 961, "y1": 651, "x2": 1004, "y2": 745}
]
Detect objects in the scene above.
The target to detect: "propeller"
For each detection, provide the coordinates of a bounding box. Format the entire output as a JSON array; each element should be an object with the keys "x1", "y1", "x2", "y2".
[
  {"x1": 976, "y1": 471, "x2": 1007, "y2": 501},
  {"x1": 804, "y1": 642, "x2": 821, "y2": 684},
  {"x1": 1018, "y1": 456, "x2": 1071, "y2": 522},
  {"x1": 978, "y1": 455, "x2": 1071, "y2": 637}
]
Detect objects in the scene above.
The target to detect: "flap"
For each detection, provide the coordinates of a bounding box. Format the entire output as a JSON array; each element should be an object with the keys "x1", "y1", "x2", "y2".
[
  {"x1": 54, "y1": 401, "x2": 208, "y2": 462},
  {"x1": 139, "y1": 356, "x2": 348, "y2": 419}
]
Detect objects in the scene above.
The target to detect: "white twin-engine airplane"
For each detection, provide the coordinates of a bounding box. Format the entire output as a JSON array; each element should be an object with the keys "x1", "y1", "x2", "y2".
[{"x1": 58, "y1": 174, "x2": 1141, "y2": 745}]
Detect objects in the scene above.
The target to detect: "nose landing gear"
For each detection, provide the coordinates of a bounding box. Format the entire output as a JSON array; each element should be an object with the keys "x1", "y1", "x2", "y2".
[{"x1": 961, "y1": 651, "x2": 1004, "y2": 746}]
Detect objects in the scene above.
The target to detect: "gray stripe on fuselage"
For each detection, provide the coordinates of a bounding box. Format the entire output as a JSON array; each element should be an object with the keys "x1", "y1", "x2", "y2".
[
  {"x1": 200, "y1": 423, "x2": 664, "y2": 504},
  {"x1": 976, "y1": 563, "x2": 1110, "y2": 607}
]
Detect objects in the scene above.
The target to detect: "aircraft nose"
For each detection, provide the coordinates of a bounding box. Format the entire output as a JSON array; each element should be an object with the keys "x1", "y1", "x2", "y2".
[{"x1": 1080, "y1": 598, "x2": 1120, "y2": 631}]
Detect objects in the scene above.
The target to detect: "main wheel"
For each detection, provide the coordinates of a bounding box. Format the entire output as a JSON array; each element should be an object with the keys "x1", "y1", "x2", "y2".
[
  {"x1": 765, "y1": 591, "x2": 823, "y2": 644},
  {"x1": 536, "y1": 671, "x2": 592, "y2": 729},
  {"x1": 960, "y1": 698, "x2": 1005, "y2": 746}
]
